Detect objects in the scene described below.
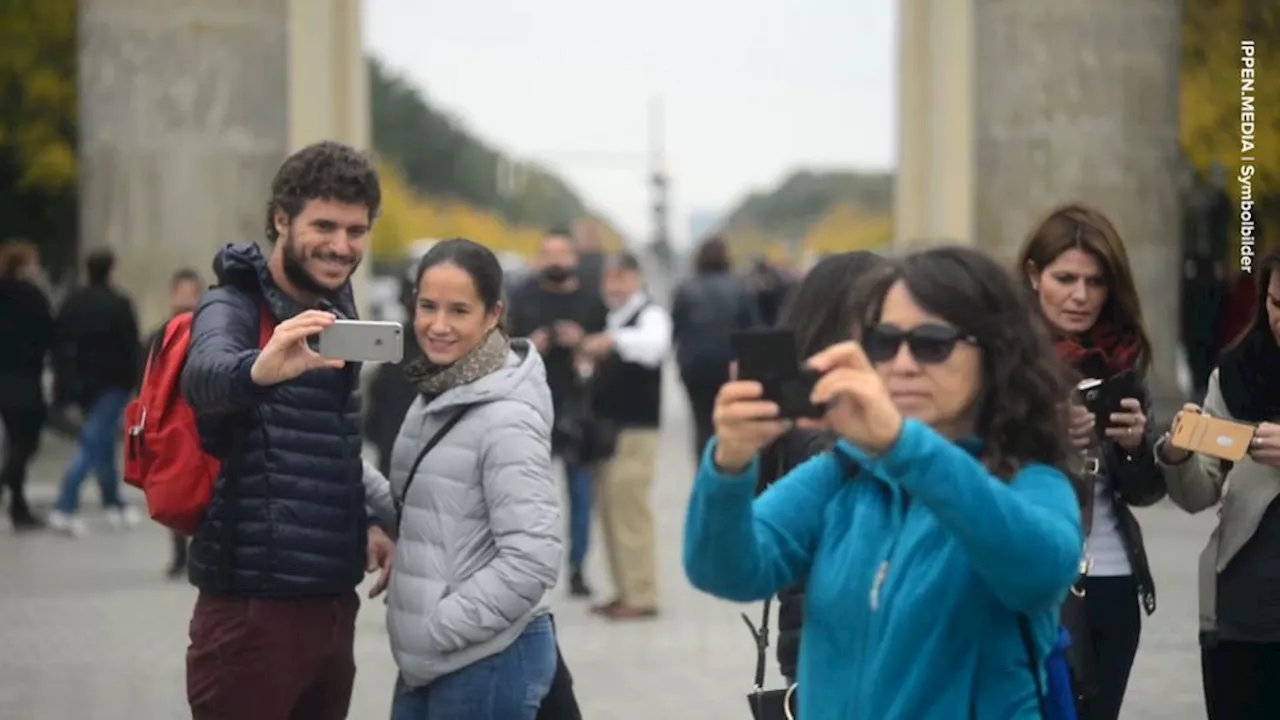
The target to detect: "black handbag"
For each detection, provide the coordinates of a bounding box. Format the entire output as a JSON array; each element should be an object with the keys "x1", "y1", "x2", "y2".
[
  {"x1": 1060, "y1": 573, "x2": 1098, "y2": 707},
  {"x1": 743, "y1": 598, "x2": 797, "y2": 720},
  {"x1": 536, "y1": 616, "x2": 583, "y2": 720}
]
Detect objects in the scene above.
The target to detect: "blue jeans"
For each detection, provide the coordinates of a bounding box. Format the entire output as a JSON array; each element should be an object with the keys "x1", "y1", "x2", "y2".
[
  {"x1": 391, "y1": 615, "x2": 557, "y2": 720},
  {"x1": 54, "y1": 388, "x2": 130, "y2": 514},
  {"x1": 566, "y1": 463, "x2": 593, "y2": 568}
]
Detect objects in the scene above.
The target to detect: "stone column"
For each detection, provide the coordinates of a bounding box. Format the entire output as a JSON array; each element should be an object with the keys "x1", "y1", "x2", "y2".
[
  {"x1": 78, "y1": 0, "x2": 290, "y2": 331},
  {"x1": 893, "y1": 0, "x2": 975, "y2": 249},
  {"x1": 972, "y1": 0, "x2": 1184, "y2": 409},
  {"x1": 286, "y1": 0, "x2": 372, "y2": 318}
]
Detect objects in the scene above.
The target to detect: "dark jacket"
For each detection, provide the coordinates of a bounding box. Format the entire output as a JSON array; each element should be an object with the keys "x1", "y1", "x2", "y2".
[
  {"x1": 671, "y1": 272, "x2": 759, "y2": 385},
  {"x1": 1088, "y1": 377, "x2": 1165, "y2": 615},
  {"x1": 0, "y1": 278, "x2": 55, "y2": 408},
  {"x1": 364, "y1": 321, "x2": 419, "y2": 477},
  {"x1": 755, "y1": 427, "x2": 834, "y2": 682},
  {"x1": 52, "y1": 283, "x2": 140, "y2": 407},
  {"x1": 180, "y1": 242, "x2": 367, "y2": 597}
]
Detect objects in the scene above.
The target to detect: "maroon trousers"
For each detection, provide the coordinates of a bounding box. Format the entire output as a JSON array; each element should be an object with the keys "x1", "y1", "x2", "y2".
[{"x1": 186, "y1": 590, "x2": 359, "y2": 720}]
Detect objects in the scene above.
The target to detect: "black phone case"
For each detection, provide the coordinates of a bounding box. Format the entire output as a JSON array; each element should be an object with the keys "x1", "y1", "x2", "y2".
[
  {"x1": 730, "y1": 331, "x2": 825, "y2": 419},
  {"x1": 1081, "y1": 370, "x2": 1139, "y2": 425}
]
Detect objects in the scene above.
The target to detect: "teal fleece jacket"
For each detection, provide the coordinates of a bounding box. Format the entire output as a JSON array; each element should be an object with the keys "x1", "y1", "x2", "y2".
[{"x1": 683, "y1": 419, "x2": 1082, "y2": 719}]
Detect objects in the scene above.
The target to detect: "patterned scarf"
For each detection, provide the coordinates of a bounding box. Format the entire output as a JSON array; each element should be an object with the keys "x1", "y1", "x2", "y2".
[
  {"x1": 403, "y1": 330, "x2": 511, "y2": 395},
  {"x1": 1053, "y1": 322, "x2": 1143, "y2": 379}
]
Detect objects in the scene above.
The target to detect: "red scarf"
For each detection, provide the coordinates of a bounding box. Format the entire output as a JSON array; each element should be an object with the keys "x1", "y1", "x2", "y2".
[{"x1": 1053, "y1": 323, "x2": 1142, "y2": 378}]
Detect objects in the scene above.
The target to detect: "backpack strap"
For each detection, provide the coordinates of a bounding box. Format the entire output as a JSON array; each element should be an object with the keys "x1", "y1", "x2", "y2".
[
  {"x1": 395, "y1": 406, "x2": 473, "y2": 527},
  {"x1": 1017, "y1": 614, "x2": 1048, "y2": 719},
  {"x1": 255, "y1": 297, "x2": 276, "y2": 348}
]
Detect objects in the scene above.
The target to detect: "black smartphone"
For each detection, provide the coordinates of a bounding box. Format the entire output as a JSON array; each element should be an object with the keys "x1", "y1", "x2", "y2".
[
  {"x1": 1077, "y1": 369, "x2": 1141, "y2": 426},
  {"x1": 730, "y1": 329, "x2": 826, "y2": 420}
]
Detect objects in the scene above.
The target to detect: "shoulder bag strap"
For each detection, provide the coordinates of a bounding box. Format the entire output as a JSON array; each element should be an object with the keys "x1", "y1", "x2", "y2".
[
  {"x1": 1017, "y1": 614, "x2": 1048, "y2": 719},
  {"x1": 396, "y1": 405, "x2": 473, "y2": 526},
  {"x1": 740, "y1": 596, "x2": 773, "y2": 692}
]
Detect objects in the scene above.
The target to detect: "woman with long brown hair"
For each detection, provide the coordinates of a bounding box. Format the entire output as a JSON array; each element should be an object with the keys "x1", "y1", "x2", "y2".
[
  {"x1": 1017, "y1": 205, "x2": 1166, "y2": 720},
  {"x1": 0, "y1": 239, "x2": 55, "y2": 529},
  {"x1": 1159, "y1": 251, "x2": 1280, "y2": 719}
]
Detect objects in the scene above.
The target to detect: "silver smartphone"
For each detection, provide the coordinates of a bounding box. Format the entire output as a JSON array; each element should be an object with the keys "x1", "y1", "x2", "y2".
[{"x1": 317, "y1": 320, "x2": 404, "y2": 363}]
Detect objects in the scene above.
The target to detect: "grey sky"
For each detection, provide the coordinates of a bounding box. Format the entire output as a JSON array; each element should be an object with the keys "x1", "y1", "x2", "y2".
[{"x1": 364, "y1": 0, "x2": 896, "y2": 245}]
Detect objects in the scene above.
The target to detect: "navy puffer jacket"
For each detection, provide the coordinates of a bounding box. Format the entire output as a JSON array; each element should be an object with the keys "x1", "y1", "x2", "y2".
[{"x1": 181, "y1": 242, "x2": 368, "y2": 596}]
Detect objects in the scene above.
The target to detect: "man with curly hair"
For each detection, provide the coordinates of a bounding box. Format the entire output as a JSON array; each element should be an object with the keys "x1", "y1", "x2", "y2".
[{"x1": 180, "y1": 141, "x2": 398, "y2": 719}]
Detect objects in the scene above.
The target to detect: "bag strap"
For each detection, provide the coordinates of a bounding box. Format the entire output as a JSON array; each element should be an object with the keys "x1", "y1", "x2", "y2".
[
  {"x1": 396, "y1": 406, "x2": 473, "y2": 526},
  {"x1": 740, "y1": 596, "x2": 772, "y2": 691},
  {"x1": 1017, "y1": 614, "x2": 1048, "y2": 719}
]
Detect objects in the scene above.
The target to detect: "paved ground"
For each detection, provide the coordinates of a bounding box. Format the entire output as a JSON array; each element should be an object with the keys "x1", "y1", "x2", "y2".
[{"x1": 0, "y1": 366, "x2": 1218, "y2": 719}]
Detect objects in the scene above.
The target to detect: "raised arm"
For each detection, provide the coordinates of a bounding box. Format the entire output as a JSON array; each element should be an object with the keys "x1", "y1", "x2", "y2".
[
  {"x1": 683, "y1": 441, "x2": 842, "y2": 603},
  {"x1": 180, "y1": 289, "x2": 268, "y2": 416},
  {"x1": 423, "y1": 402, "x2": 562, "y2": 653},
  {"x1": 838, "y1": 420, "x2": 1083, "y2": 613}
]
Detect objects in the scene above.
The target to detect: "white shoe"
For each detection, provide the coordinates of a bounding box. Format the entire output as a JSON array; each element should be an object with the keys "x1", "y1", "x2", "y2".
[
  {"x1": 106, "y1": 505, "x2": 142, "y2": 530},
  {"x1": 48, "y1": 511, "x2": 88, "y2": 538}
]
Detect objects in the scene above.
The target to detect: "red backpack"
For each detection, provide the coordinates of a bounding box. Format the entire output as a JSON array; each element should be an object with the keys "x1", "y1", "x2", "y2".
[{"x1": 123, "y1": 299, "x2": 275, "y2": 534}]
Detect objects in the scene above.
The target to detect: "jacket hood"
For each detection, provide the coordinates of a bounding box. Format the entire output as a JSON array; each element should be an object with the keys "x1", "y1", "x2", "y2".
[
  {"x1": 211, "y1": 242, "x2": 358, "y2": 320},
  {"x1": 426, "y1": 339, "x2": 552, "y2": 424}
]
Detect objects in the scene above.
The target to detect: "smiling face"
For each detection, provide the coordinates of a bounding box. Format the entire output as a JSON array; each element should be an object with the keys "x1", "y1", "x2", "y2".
[
  {"x1": 413, "y1": 261, "x2": 503, "y2": 365},
  {"x1": 274, "y1": 198, "x2": 369, "y2": 296},
  {"x1": 1029, "y1": 248, "x2": 1109, "y2": 336}
]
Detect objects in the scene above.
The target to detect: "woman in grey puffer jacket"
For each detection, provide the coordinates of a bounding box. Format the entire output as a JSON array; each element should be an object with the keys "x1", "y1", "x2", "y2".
[{"x1": 386, "y1": 238, "x2": 563, "y2": 719}]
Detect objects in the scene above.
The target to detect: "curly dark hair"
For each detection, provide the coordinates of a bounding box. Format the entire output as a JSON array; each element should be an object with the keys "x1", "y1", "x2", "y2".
[
  {"x1": 854, "y1": 246, "x2": 1081, "y2": 499},
  {"x1": 264, "y1": 141, "x2": 381, "y2": 243}
]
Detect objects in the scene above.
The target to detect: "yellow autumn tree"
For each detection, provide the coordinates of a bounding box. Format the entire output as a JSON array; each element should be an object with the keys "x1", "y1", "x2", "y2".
[
  {"x1": 803, "y1": 203, "x2": 893, "y2": 255},
  {"x1": 374, "y1": 159, "x2": 611, "y2": 262},
  {"x1": 0, "y1": 0, "x2": 77, "y2": 192},
  {"x1": 1181, "y1": 0, "x2": 1279, "y2": 234}
]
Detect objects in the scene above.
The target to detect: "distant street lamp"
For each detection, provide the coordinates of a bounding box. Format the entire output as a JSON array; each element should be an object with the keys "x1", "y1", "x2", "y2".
[{"x1": 496, "y1": 155, "x2": 526, "y2": 198}]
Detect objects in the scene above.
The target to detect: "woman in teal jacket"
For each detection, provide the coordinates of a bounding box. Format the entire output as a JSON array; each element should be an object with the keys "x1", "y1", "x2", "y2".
[{"x1": 685, "y1": 246, "x2": 1085, "y2": 719}]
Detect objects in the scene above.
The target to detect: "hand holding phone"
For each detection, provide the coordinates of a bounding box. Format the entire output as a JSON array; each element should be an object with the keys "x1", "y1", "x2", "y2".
[
  {"x1": 1066, "y1": 402, "x2": 1096, "y2": 451},
  {"x1": 1249, "y1": 422, "x2": 1280, "y2": 469},
  {"x1": 711, "y1": 378, "x2": 790, "y2": 472},
  {"x1": 1102, "y1": 397, "x2": 1147, "y2": 452},
  {"x1": 251, "y1": 310, "x2": 346, "y2": 386}
]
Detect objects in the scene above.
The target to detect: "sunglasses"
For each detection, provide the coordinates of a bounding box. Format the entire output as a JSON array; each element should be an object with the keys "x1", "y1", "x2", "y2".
[{"x1": 862, "y1": 323, "x2": 977, "y2": 364}]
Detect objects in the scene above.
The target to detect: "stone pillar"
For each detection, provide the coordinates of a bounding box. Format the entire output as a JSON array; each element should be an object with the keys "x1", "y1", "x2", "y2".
[
  {"x1": 893, "y1": 0, "x2": 975, "y2": 249},
  {"x1": 78, "y1": 0, "x2": 290, "y2": 331},
  {"x1": 79, "y1": 0, "x2": 373, "y2": 329},
  {"x1": 972, "y1": 0, "x2": 1184, "y2": 409},
  {"x1": 286, "y1": 0, "x2": 372, "y2": 318}
]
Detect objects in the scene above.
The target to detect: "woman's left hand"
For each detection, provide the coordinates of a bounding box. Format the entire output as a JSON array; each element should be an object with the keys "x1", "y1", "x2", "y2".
[
  {"x1": 801, "y1": 341, "x2": 904, "y2": 455},
  {"x1": 1104, "y1": 397, "x2": 1147, "y2": 452}
]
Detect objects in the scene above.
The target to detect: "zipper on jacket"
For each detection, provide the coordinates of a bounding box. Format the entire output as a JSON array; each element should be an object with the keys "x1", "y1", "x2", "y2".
[
  {"x1": 869, "y1": 492, "x2": 910, "y2": 613},
  {"x1": 854, "y1": 486, "x2": 910, "y2": 715}
]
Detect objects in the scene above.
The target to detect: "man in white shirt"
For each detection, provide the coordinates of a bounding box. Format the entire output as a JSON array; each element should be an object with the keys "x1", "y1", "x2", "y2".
[{"x1": 578, "y1": 252, "x2": 672, "y2": 619}]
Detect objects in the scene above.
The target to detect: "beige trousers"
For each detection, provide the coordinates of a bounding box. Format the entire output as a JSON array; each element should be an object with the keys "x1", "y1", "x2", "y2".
[{"x1": 597, "y1": 428, "x2": 660, "y2": 608}]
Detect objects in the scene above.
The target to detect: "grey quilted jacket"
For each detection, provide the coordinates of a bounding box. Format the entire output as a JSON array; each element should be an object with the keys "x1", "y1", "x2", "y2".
[{"x1": 386, "y1": 339, "x2": 562, "y2": 687}]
